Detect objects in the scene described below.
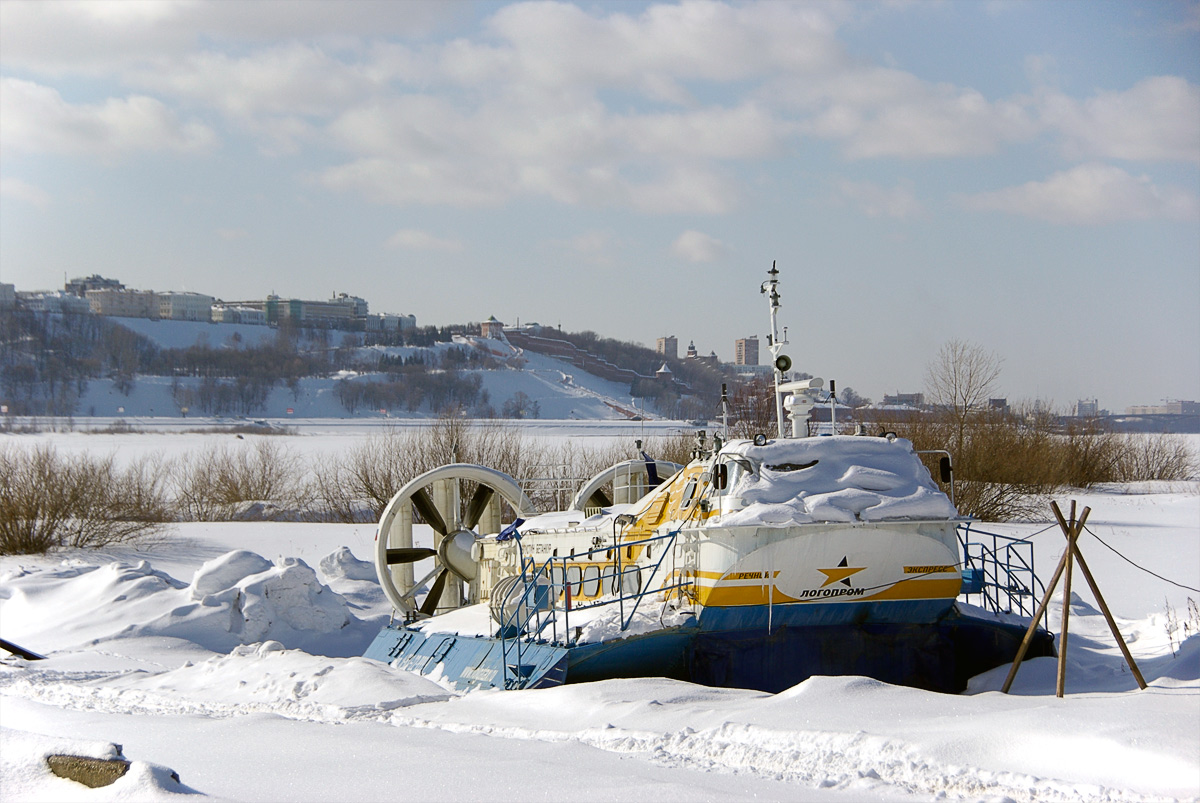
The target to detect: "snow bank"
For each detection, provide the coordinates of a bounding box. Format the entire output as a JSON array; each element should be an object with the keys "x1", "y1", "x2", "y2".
[
  {"x1": 185, "y1": 552, "x2": 350, "y2": 646},
  {"x1": 318, "y1": 547, "x2": 377, "y2": 582},
  {"x1": 1, "y1": 551, "x2": 380, "y2": 658},
  {"x1": 103, "y1": 641, "x2": 452, "y2": 714},
  {"x1": 721, "y1": 436, "x2": 958, "y2": 525}
]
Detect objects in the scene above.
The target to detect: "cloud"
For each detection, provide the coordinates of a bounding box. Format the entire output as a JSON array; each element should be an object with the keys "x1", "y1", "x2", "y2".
[
  {"x1": 544, "y1": 230, "x2": 619, "y2": 267},
  {"x1": 386, "y1": 229, "x2": 464, "y2": 252},
  {"x1": 477, "y1": 1, "x2": 846, "y2": 93},
  {"x1": 671, "y1": 230, "x2": 727, "y2": 262},
  {"x1": 0, "y1": 78, "x2": 215, "y2": 157},
  {"x1": 0, "y1": 1, "x2": 460, "y2": 74},
  {"x1": 321, "y1": 91, "x2": 745, "y2": 213},
  {"x1": 791, "y1": 67, "x2": 1038, "y2": 159},
  {"x1": 613, "y1": 104, "x2": 792, "y2": 161},
  {"x1": 130, "y1": 45, "x2": 378, "y2": 121},
  {"x1": 838, "y1": 180, "x2": 923, "y2": 219},
  {"x1": 0, "y1": 177, "x2": 52, "y2": 209},
  {"x1": 320, "y1": 157, "x2": 510, "y2": 208},
  {"x1": 1040, "y1": 76, "x2": 1200, "y2": 164},
  {"x1": 961, "y1": 163, "x2": 1200, "y2": 225},
  {"x1": 5, "y1": 0, "x2": 1195, "y2": 217}
]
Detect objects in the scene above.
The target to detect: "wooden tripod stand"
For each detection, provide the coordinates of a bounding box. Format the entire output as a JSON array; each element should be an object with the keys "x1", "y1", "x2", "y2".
[{"x1": 1001, "y1": 500, "x2": 1147, "y2": 697}]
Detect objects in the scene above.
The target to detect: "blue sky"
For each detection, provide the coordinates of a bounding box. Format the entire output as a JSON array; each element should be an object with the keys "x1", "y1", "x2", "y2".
[{"x1": 1, "y1": 0, "x2": 1197, "y2": 412}]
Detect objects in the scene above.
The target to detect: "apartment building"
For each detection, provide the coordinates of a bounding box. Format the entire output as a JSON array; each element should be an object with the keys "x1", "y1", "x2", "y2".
[
  {"x1": 266, "y1": 292, "x2": 368, "y2": 328},
  {"x1": 159, "y1": 291, "x2": 215, "y2": 322},
  {"x1": 212, "y1": 305, "x2": 267, "y2": 325},
  {"x1": 86, "y1": 289, "x2": 158, "y2": 318},
  {"x1": 734, "y1": 336, "x2": 759, "y2": 366}
]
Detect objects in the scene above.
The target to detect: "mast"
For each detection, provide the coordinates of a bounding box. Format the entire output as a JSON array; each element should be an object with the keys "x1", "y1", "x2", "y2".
[{"x1": 761, "y1": 262, "x2": 788, "y2": 438}]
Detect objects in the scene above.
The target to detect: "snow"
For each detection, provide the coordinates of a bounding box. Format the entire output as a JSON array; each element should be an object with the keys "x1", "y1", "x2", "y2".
[
  {"x1": 65, "y1": 319, "x2": 651, "y2": 420},
  {"x1": 2, "y1": 426, "x2": 1198, "y2": 802},
  {"x1": 106, "y1": 317, "x2": 278, "y2": 351},
  {"x1": 721, "y1": 436, "x2": 959, "y2": 525}
]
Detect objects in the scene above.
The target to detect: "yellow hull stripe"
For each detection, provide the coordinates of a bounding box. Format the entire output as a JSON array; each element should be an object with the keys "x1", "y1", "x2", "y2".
[{"x1": 698, "y1": 577, "x2": 962, "y2": 607}]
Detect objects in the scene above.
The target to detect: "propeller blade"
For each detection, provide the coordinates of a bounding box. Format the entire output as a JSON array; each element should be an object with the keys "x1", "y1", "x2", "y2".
[
  {"x1": 411, "y1": 487, "x2": 449, "y2": 537},
  {"x1": 463, "y1": 484, "x2": 494, "y2": 530},
  {"x1": 587, "y1": 489, "x2": 611, "y2": 508},
  {"x1": 385, "y1": 547, "x2": 437, "y2": 565},
  {"x1": 420, "y1": 568, "x2": 450, "y2": 617}
]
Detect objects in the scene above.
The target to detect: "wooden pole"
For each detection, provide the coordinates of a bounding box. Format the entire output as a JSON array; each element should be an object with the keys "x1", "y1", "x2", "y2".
[
  {"x1": 1054, "y1": 501, "x2": 1081, "y2": 698},
  {"x1": 1000, "y1": 548, "x2": 1070, "y2": 693},
  {"x1": 1066, "y1": 538, "x2": 1149, "y2": 691},
  {"x1": 1001, "y1": 501, "x2": 1088, "y2": 694}
]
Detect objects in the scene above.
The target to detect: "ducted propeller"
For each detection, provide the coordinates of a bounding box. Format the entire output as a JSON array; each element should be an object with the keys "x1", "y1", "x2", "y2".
[{"x1": 374, "y1": 464, "x2": 538, "y2": 617}]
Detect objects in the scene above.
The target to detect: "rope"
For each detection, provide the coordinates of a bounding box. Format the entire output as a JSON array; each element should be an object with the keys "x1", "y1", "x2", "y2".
[{"x1": 1082, "y1": 524, "x2": 1200, "y2": 593}]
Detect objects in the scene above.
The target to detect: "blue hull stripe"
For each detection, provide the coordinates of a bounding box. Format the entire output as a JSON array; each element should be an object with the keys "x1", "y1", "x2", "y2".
[{"x1": 698, "y1": 598, "x2": 953, "y2": 631}]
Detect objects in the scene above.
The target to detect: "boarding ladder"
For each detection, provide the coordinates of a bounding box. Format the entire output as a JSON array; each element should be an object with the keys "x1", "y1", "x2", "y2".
[
  {"x1": 672, "y1": 527, "x2": 702, "y2": 617},
  {"x1": 958, "y1": 523, "x2": 1048, "y2": 628}
]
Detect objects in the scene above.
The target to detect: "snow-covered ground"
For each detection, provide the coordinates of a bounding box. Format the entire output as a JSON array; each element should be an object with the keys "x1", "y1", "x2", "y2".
[
  {"x1": 1, "y1": 427, "x2": 1198, "y2": 802},
  {"x1": 67, "y1": 318, "x2": 654, "y2": 421}
]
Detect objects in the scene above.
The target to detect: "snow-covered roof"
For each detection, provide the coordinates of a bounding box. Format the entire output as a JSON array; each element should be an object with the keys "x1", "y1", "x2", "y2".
[{"x1": 718, "y1": 435, "x2": 957, "y2": 525}]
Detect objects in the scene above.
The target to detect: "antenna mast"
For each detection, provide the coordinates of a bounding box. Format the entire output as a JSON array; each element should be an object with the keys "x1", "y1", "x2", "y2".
[{"x1": 761, "y1": 262, "x2": 788, "y2": 438}]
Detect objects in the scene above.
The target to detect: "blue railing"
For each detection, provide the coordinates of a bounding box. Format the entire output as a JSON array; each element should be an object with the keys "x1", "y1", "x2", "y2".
[
  {"x1": 957, "y1": 523, "x2": 1047, "y2": 627},
  {"x1": 494, "y1": 529, "x2": 693, "y2": 689}
]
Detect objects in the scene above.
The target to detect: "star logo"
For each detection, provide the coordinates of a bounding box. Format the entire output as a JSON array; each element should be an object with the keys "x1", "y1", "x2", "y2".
[{"x1": 818, "y1": 556, "x2": 866, "y2": 588}]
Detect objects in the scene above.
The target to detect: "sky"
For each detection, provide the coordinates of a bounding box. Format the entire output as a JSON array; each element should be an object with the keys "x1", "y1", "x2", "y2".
[{"x1": 1, "y1": 0, "x2": 1198, "y2": 413}]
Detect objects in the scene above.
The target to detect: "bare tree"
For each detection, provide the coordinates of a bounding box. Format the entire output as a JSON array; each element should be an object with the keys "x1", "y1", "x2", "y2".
[{"x1": 924, "y1": 339, "x2": 1003, "y2": 453}]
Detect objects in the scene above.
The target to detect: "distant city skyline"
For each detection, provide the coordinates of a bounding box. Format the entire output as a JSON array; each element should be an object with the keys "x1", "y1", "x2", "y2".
[
  {"x1": 2, "y1": 1, "x2": 1197, "y2": 412},
  {"x1": 6, "y1": 270, "x2": 1192, "y2": 416}
]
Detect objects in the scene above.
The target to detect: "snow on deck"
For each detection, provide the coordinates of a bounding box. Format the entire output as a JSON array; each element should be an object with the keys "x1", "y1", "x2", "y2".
[{"x1": 719, "y1": 435, "x2": 958, "y2": 526}]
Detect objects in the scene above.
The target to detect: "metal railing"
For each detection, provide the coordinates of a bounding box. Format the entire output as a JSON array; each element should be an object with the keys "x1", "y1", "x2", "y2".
[
  {"x1": 957, "y1": 522, "x2": 1047, "y2": 628},
  {"x1": 494, "y1": 528, "x2": 694, "y2": 689},
  {"x1": 519, "y1": 463, "x2": 588, "y2": 512}
]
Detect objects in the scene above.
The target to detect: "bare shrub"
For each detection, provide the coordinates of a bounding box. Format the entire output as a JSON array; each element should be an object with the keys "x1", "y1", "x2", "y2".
[
  {"x1": 642, "y1": 431, "x2": 699, "y2": 467},
  {"x1": 0, "y1": 446, "x2": 171, "y2": 554},
  {"x1": 727, "y1": 375, "x2": 778, "y2": 439},
  {"x1": 893, "y1": 410, "x2": 1061, "y2": 521},
  {"x1": 1113, "y1": 434, "x2": 1197, "y2": 482},
  {"x1": 171, "y1": 440, "x2": 302, "y2": 521},
  {"x1": 891, "y1": 404, "x2": 1200, "y2": 522},
  {"x1": 302, "y1": 417, "x2": 697, "y2": 522},
  {"x1": 305, "y1": 458, "x2": 367, "y2": 523}
]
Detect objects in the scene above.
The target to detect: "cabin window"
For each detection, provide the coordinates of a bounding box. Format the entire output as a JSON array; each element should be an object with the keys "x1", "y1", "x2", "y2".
[
  {"x1": 626, "y1": 545, "x2": 634, "y2": 560},
  {"x1": 582, "y1": 565, "x2": 601, "y2": 597},
  {"x1": 680, "y1": 478, "x2": 697, "y2": 508},
  {"x1": 550, "y1": 566, "x2": 565, "y2": 595},
  {"x1": 621, "y1": 567, "x2": 642, "y2": 596},
  {"x1": 566, "y1": 566, "x2": 582, "y2": 598},
  {"x1": 765, "y1": 460, "x2": 819, "y2": 472}
]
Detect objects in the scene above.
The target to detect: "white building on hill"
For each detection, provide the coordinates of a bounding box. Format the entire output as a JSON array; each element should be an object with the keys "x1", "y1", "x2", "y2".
[
  {"x1": 159, "y1": 291, "x2": 215, "y2": 322},
  {"x1": 86, "y1": 288, "x2": 158, "y2": 318},
  {"x1": 212, "y1": 305, "x2": 267, "y2": 325}
]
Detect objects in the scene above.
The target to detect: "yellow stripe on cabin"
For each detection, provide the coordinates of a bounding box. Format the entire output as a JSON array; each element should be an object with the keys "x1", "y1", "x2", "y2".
[{"x1": 700, "y1": 577, "x2": 962, "y2": 607}]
